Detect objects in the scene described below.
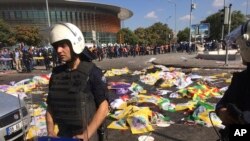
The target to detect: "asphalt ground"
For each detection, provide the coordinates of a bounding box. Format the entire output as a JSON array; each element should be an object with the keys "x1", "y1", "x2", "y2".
[
  {"x1": 0, "y1": 52, "x2": 246, "y2": 141},
  {"x1": 0, "y1": 53, "x2": 245, "y2": 84},
  {"x1": 104, "y1": 69, "x2": 232, "y2": 141},
  {"x1": 94, "y1": 52, "x2": 245, "y2": 70},
  {"x1": 95, "y1": 53, "x2": 243, "y2": 141}
]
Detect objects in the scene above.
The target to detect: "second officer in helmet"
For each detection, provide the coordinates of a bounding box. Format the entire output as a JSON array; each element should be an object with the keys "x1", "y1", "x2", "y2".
[{"x1": 46, "y1": 22, "x2": 109, "y2": 141}]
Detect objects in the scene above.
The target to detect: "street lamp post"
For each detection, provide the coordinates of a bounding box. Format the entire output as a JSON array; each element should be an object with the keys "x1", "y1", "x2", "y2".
[
  {"x1": 46, "y1": 0, "x2": 51, "y2": 27},
  {"x1": 166, "y1": 16, "x2": 172, "y2": 52},
  {"x1": 189, "y1": 0, "x2": 194, "y2": 53},
  {"x1": 225, "y1": 3, "x2": 232, "y2": 66},
  {"x1": 167, "y1": 0, "x2": 177, "y2": 50},
  {"x1": 221, "y1": 0, "x2": 226, "y2": 42},
  {"x1": 246, "y1": 0, "x2": 249, "y2": 17},
  {"x1": 174, "y1": 2, "x2": 176, "y2": 37}
]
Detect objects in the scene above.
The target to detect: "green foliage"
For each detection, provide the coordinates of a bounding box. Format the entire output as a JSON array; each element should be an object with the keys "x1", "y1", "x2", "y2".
[
  {"x1": 177, "y1": 27, "x2": 190, "y2": 42},
  {"x1": 134, "y1": 22, "x2": 172, "y2": 46},
  {"x1": 201, "y1": 12, "x2": 222, "y2": 40},
  {"x1": 201, "y1": 9, "x2": 245, "y2": 40},
  {"x1": 0, "y1": 19, "x2": 43, "y2": 47},
  {"x1": 118, "y1": 28, "x2": 138, "y2": 45},
  {"x1": 14, "y1": 25, "x2": 42, "y2": 46},
  {"x1": 225, "y1": 10, "x2": 245, "y2": 34},
  {"x1": 0, "y1": 19, "x2": 17, "y2": 46},
  {"x1": 118, "y1": 22, "x2": 173, "y2": 46},
  {"x1": 134, "y1": 27, "x2": 146, "y2": 45}
]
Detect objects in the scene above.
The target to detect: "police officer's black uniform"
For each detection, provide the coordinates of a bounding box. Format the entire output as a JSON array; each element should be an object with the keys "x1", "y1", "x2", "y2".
[
  {"x1": 47, "y1": 61, "x2": 108, "y2": 141},
  {"x1": 216, "y1": 65, "x2": 250, "y2": 141},
  {"x1": 216, "y1": 65, "x2": 250, "y2": 112}
]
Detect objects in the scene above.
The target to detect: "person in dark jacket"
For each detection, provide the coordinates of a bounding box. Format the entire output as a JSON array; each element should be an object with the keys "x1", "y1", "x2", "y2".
[
  {"x1": 42, "y1": 49, "x2": 50, "y2": 70},
  {"x1": 22, "y1": 48, "x2": 33, "y2": 73},
  {"x1": 215, "y1": 21, "x2": 250, "y2": 141},
  {"x1": 46, "y1": 22, "x2": 109, "y2": 141},
  {"x1": 215, "y1": 22, "x2": 250, "y2": 138},
  {"x1": 216, "y1": 21, "x2": 250, "y2": 125},
  {"x1": 216, "y1": 67, "x2": 250, "y2": 125}
]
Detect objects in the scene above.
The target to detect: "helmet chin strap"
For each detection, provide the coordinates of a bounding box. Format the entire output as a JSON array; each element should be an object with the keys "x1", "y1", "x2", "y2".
[{"x1": 66, "y1": 46, "x2": 79, "y2": 70}]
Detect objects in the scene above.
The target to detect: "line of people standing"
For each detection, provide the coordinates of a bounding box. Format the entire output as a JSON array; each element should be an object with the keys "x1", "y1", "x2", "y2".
[
  {"x1": 90, "y1": 44, "x2": 172, "y2": 61},
  {"x1": 0, "y1": 46, "x2": 34, "y2": 73},
  {"x1": 13, "y1": 46, "x2": 33, "y2": 73}
]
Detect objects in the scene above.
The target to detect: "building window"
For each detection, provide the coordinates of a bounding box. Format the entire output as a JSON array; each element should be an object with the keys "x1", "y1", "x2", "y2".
[
  {"x1": 39, "y1": 11, "x2": 45, "y2": 23},
  {"x1": 56, "y1": 11, "x2": 61, "y2": 22},
  {"x1": 75, "y1": 12, "x2": 78, "y2": 24},
  {"x1": 15, "y1": 11, "x2": 22, "y2": 19},
  {"x1": 61, "y1": 11, "x2": 66, "y2": 22},
  {"x1": 79, "y1": 12, "x2": 83, "y2": 29},
  {"x1": 10, "y1": 11, "x2": 15, "y2": 20},
  {"x1": 5, "y1": 11, "x2": 9, "y2": 20},
  {"x1": 33, "y1": 10, "x2": 38, "y2": 20},
  {"x1": 67, "y1": 11, "x2": 70, "y2": 22},
  {"x1": 27, "y1": 10, "x2": 34, "y2": 19},
  {"x1": 59, "y1": 11, "x2": 62, "y2": 21},
  {"x1": 0, "y1": 11, "x2": 3, "y2": 19},
  {"x1": 50, "y1": 11, "x2": 56, "y2": 24},
  {"x1": 22, "y1": 11, "x2": 28, "y2": 19},
  {"x1": 70, "y1": 11, "x2": 73, "y2": 22}
]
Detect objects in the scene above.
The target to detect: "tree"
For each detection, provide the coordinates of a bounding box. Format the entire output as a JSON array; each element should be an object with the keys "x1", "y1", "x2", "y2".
[
  {"x1": 14, "y1": 25, "x2": 42, "y2": 46},
  {"x1": 225, "y1": 10, "x2": 245, "y2": 34},
  {"x1": 134, "y1": 27, "x2": 146, "y2": 45},
  {"x1": 0, "y1": 19, "x2": 16, "y2": 46},
  {"x1": 177, "y1": 27, "x2": 189, "y2": 42},
  {"x1": 118, "y1": 28, "x2": 138, "y2": 45},
  {"x1": 134, "y1": 22, "x2": 172, "y2": 46},
  {"x1": 202, "y1": 11, "x2": 222, "y2": 40},
  {"x1": 201, "y1": 10, "x2": 245, "y2": 40},
  {"x1": 145, "y1": 30, "x2": 159, "y2": 46},
  {"x1": 145, "y1": 22, "x2": 172, "y2": 45}
]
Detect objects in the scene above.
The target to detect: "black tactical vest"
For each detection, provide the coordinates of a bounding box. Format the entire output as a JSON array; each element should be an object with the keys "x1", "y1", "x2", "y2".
[{"x1": 48, "y1": 61, "x2": 96, "y2": 134}]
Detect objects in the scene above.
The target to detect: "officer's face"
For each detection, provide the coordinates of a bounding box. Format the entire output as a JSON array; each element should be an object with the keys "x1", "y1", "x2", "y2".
[{"x1": 54, "y1": 42, "x2": 72, "y2": 62}]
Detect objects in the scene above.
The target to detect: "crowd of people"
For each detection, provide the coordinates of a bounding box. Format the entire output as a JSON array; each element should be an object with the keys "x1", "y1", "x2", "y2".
[
  {"x1": 89, "y1": 44, "x2": 173, "y2": 61},
  {"x1": 0, "y1": 39, "x2": 238, "y2": 72},
  {"x1": 0, "y1": 44, "x2": 58, "y2": 73},
  {"x1": 89, "y1": 39, "x2": 236, "y2": 61},
  {"x1": 0, "y1": 43, "x2": 178, "y2": 71}
]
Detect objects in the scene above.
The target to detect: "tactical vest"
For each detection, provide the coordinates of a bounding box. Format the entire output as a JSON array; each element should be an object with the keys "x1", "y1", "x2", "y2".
[{"x1": 48, "y1": 61, "x2": 96, "y2": 134}]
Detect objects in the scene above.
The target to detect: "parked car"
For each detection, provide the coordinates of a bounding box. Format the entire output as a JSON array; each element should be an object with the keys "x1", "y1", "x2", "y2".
[{"x1": 0, "y1": 92, "x2": 31, "y2": 141}]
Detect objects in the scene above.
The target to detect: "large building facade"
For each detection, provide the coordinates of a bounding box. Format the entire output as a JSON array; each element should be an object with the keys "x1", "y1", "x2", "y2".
[{"x1": 0, "y1": 0, "x2": 132, "y2": 45}]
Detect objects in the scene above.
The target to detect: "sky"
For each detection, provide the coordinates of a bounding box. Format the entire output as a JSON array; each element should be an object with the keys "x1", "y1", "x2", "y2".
[{"x1": 83, "y1": 0, "x2": 249, "y2": 32}]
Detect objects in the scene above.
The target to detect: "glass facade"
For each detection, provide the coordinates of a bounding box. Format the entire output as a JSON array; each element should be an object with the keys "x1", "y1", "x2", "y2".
[{"x1": 0, "y1": 2, "x2": 124, "y2": 44}]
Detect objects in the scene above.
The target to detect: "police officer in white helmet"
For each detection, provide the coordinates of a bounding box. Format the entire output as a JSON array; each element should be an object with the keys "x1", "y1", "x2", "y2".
[
  {"x1": 216, "y1": 20, "x2": 250, "y2": 140},
  {"x1": 46, "y1": 23, "x2": 109, "y2": 141}
]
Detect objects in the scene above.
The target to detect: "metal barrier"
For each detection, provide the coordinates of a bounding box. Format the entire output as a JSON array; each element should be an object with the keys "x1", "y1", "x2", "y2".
[{"x1": 0, "y1": 58, "x2": 13, "y2": 71}]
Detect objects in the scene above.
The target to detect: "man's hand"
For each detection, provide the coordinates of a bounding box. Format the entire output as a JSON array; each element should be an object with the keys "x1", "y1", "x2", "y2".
[
  {"x1": 73, "y1": 131, "x2": 88, "y2": 141},
  {"x1": 47, "y1": 131, "x2": 58, "y2": 137},
  {"x1": 217, "y1": 108, "x2": 241, "y2": 125},
  {"x1": 46, "y1": 108, "x2": 58, "y2": 138}
]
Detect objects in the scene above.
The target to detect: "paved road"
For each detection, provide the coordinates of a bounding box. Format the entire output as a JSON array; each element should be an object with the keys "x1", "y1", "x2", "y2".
[
  {"x1": 0, "y1": 52, "x2": 245, "y2": 141},
  {"x1": 0, "y1": 53, "x2": 245, "y2": 84},
  {"x1": 94, "y1": 53, "x2": 245, "y2": 70}
]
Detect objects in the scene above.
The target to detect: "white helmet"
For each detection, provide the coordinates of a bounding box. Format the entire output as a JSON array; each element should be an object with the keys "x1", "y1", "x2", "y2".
[{"x1": 49, "y1": 23, "x2": 85, "y2": 54}]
